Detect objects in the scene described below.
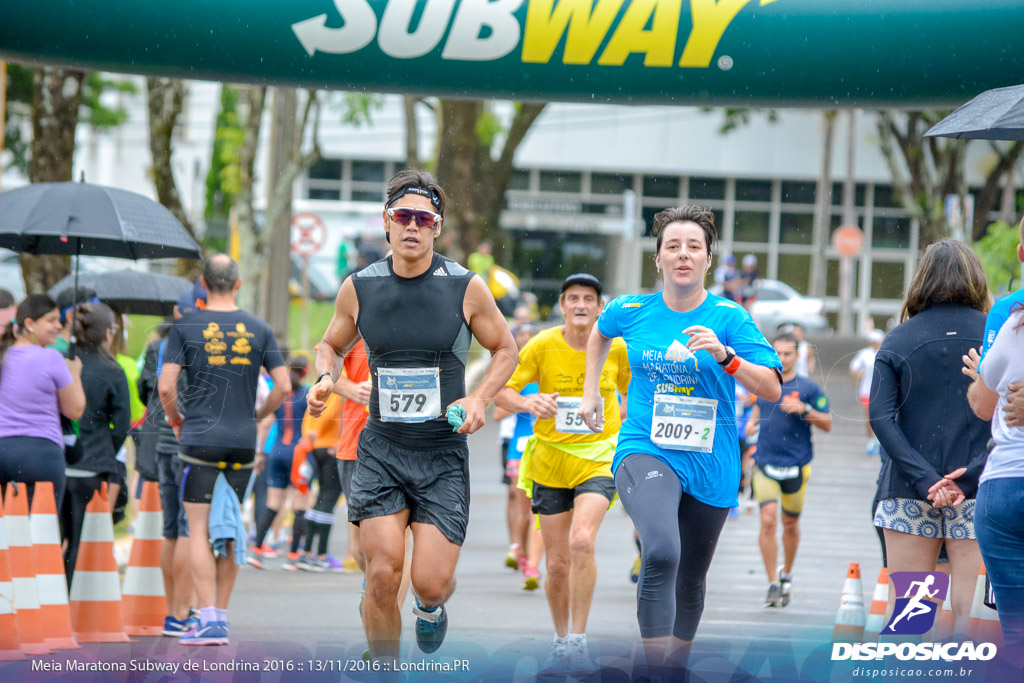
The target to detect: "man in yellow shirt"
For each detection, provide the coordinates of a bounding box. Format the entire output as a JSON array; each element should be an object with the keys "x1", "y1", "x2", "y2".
[{"x1": 495, "y1": 273, "x2": 630, "y2": 674}]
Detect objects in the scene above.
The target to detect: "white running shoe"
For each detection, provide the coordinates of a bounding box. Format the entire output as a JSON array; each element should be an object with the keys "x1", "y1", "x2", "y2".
[{"x1": 539, "y1": 639, "x2": 569, "y2": 675}]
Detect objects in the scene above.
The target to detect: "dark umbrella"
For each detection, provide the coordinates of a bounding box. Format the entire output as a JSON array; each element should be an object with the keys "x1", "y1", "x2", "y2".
[
  {"x1": 48, "y1": 269, "x2": 192, "y2": 316},
  {"x1": 926, "y1": 84, "x2": 1024, "y2": 140},
  {"x1": 0, "y1": 181, "x2": 202, "y2": 355}
]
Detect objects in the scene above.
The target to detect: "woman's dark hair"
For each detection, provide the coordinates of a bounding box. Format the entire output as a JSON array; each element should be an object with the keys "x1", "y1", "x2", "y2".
[
  {"x1": 0, "y1": 294, "x2": 58, "y2": 384},
  {"x1": 901, "y1": 239, "x2": 991, "y2": 322},
  {"x1": 73, "y1": 302, "x2": 117, "y2": 363},
  {"x1": 1014, "y1": 302, "x2": 1024, "y2": 333},
  {"x1": 652, "y1": 206, "x2": 718, "y2": 255},
  {"x1": 385, "y1": 169, "x2": 447, "y2": 217}
]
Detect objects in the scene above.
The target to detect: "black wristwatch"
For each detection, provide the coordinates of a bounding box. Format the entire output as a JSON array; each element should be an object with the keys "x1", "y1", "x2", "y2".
[
  {"x1": 718, "y1": 346, "x2": 736, "y2": 367},
  {"x1": 315, "y1": 371, "x2": 335, "y2": 385}
]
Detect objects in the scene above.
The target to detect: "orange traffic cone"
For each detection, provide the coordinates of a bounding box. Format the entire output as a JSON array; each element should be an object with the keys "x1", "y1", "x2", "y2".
[
  {"x1": 0, "y1": 492, "x2": 24, "y2": 661},
  {"x1": 967, "y1": 564, "x2": 1002, "y2": 645},
  {"x1": 69, "y1": 483, "x2": 131, "y2": 643},
  {"x1": 832, "y1": 562, "x2": 866, "y2": 642},
  {"x1": 863, "y1": 567, "x2": 888, "y2": 641},
  {"x1": 29, "y1": 481, "x2": 79, "y2": 650},
  {"x1": 123, "y1": 481, "x2": 166, "y2": 636},
  {"x1": 4, "y1": 483, "x2": 50, "y2": 655}
]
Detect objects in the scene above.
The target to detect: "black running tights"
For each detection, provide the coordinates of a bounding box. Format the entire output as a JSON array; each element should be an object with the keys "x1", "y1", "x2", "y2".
[{"x1": 615, "y1": 453, "x2": 730, "y2": 641}]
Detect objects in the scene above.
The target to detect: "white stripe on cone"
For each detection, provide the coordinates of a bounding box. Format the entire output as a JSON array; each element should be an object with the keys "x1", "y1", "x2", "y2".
[
  {"x1": 4, "y1": 517, "x2": 31, "y2": 548},
  {"x1": 0, "y1": 581, "x2": 13, "y2": 616},
  {"x1": 11, "y1": 577, "x2": 42, "y2": 610},
  {"x1": 35, "y1": 575, "x2": 70, "y2": 607},
  {"x1": 79, "y1": 514, "x2": 115, "y2": 543},
  {"x1": 69, "y1": 571, "x2": 121, "y2": 603},
  {"x1": 28, "y1": 514, "x2": 61, "y2": 545},
  {"x1": 132, "y1": 512, "x2": 163, "y2": 540},
  {"x1": 122, "y1": 567, "x2": 165, "y2": 597}
]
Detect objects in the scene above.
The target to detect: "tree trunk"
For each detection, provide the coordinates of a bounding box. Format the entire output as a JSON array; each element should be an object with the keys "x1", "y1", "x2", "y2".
[
  {"x1": 809, "y1": 112, "x2": 835, "y2": 299},
  {"x1": 234, "y1": 86, "x2": 267, "y2": 314},
  {"x1": 403, "y1": 96, "x2": 419, "y2": 168},
  {"x1": 146, "y1": 77, "x2": 199, "y2": 276},
  {"x1": 19, "y1": 67, "x2": 85, "y2": 293}
]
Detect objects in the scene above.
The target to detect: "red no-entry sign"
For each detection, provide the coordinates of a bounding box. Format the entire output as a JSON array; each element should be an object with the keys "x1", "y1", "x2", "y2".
[{"x1": 291, "y1": 212, "x2": 326, "y2": 257}]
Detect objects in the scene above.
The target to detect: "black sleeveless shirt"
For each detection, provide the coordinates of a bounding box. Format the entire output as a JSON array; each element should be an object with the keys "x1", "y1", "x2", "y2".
[{"x1": 353, "y1": 253, "x2": 474, "y2": 445}]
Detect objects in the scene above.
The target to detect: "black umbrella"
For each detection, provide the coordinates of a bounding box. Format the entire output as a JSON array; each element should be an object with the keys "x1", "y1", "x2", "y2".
[
  {"x1": 0, "y1": 181, "x2": 202, "y2": 355},
  {"x1": 0, "y1": 182, "x2": 201, "y2": 258},
  {"x1": 48, "y1": 269, "x2": 192, "y2": 316},
  {"x1": 926, "y1": 84, "x2": 1024, "y2": 140}
]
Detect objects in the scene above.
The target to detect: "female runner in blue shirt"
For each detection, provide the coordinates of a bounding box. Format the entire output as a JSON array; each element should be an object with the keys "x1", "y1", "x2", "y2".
[{"x1": 580, "y1": 206, "x2": 781, "y2": 677}]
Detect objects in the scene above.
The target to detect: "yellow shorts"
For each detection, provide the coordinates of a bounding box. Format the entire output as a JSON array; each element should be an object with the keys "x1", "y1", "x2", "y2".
[{"x1": 752, "y1": 464, "x2": 812, "y2": 517}]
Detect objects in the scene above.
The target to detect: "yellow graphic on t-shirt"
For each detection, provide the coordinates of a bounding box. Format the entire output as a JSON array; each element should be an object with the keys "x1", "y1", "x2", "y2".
[
  {"x1": 227, "y1": 322, "x2": 254, "y2": 363},
  {"x1": 203, "y1": 322, "x2": 222, "y2": 340},
  {"x1": 202, "y1": 322, "x2": 227, "y2": 365}
]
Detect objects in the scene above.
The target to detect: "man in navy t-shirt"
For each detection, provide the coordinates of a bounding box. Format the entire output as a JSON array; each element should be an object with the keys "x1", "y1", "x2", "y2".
[{"x1": 745, "y1": 332, "x2": 832, "y2": 608}]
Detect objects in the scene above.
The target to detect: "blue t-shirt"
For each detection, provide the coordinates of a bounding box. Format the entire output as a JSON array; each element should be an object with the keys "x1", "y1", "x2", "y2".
[
  {"x1": 978, "y1": 288, "x2": 1024, "y2": 369},
  {"x1": 509, "y1": 383, "x2": 539, "y2": 461},
  {"x1": 597, "y1": 292, "x2": 781, "y2": 508},
  {"x1": 753, "y1": 375, "x2": 829, "y2": 468}
]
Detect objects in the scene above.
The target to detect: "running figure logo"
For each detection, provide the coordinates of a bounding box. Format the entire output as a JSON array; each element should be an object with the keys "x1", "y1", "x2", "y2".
[{"x1": 883, "y1": 572, "x2": 950, "y2": 635}]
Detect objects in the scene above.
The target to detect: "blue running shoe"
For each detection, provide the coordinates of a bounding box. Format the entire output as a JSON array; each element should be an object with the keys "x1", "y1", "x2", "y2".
[
  {"x1": 180, "y1": 621, "x2": 229, "y2": 646},
  {"x1": 162, "y1": 614, "x2": 196, "y2": 637},
  {"x1": 412, "y1": 599, "x2": 447, "y2": 654}
]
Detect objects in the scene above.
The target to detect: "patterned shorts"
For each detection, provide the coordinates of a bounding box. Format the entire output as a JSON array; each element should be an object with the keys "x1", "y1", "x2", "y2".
[{"x1": 873, "y1": 497, "x2": 976, "y2": 540}]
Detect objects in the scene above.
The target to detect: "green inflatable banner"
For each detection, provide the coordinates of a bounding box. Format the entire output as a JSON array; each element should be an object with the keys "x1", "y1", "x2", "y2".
[{"x1": 1, "y1": 0, "x2": 1022, "y2": 106}]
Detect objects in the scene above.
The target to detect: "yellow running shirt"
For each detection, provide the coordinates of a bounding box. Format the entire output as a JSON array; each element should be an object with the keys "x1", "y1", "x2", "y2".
[{"x1": 505, "y1": 326, "x2": 631, "y2": 489}]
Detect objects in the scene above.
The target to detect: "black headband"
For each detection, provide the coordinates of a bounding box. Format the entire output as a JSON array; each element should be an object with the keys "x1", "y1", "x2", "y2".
[{"x1": 386, "y1": 186, "x2": 442, "y2": 213}]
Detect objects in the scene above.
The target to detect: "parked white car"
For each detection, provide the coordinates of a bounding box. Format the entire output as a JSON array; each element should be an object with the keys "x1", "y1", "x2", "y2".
[{"x1": 710, "y1": 278, "x2": 828, "y2": 333}]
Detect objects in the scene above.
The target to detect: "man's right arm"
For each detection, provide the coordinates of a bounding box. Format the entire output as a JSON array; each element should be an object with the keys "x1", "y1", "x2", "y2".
[{"x1": 310, "y1": 277, "x2": 361, "y2": 417}]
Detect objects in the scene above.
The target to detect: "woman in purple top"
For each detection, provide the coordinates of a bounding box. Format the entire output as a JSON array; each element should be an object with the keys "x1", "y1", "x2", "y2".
[{"x1": 0, "y1": 295, "x2": 85, "y2": 507}]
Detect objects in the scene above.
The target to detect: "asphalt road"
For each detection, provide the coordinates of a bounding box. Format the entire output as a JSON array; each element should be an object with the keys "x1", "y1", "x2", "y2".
[{"x1": 2, "y1": 338, "x2": 999, "y2": 682}]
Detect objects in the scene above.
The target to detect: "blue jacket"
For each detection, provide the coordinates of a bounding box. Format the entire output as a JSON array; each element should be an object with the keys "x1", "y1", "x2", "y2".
[
  {"x1": 869, "y1": 303, "x2": 990, "y2": 501},
  {"x1": 210, "y1": 473, "x2": 247, "y2": 565}
]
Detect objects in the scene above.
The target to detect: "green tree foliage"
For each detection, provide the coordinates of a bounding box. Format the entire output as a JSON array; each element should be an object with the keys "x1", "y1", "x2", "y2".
[
  {"x1": 2, "y1": 62, "x2": 34, "y2": 173},
  {"x1": 205, "y1": 85, "x2": 243, "y2": 220},
  {"x1": 81, "y1": 72, "x2": 137, "y2": 130},
  {"x1": 973, "y1": 220, "x2": 1023, "y2": 295}
]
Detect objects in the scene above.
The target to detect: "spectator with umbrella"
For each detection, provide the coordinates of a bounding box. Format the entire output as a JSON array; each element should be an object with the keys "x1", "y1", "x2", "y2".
[
  {"x1": 60, "y1": 301, "x2": 131, "y2": 586},
  {"x1": 0, "y1": 294, "x2": 85, "y2": 508}
]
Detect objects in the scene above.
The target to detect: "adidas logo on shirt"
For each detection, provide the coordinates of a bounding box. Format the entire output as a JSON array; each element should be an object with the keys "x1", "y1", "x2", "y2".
[{"x1": 432, "y1": 267, "x2": 448, "y2": 276}]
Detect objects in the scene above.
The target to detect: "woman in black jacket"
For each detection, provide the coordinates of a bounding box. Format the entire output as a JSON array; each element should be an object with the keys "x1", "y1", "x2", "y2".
[
  {"x1": 61, "y1": 302, "x2": 131, "y2": 586},
  {"x1": 869, "y1": 239, "x2": 991, "y2": 638}
]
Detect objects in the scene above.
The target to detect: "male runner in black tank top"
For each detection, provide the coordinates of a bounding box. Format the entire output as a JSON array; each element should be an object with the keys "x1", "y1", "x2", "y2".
[{"x1": 308, "y1": 170, "x2": 517, "y2": 661}]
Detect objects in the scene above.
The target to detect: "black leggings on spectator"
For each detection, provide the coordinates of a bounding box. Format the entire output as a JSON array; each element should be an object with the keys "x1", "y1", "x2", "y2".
[
  {"x1": 615, "y1": 453, "x2": 730, "y2": 641},
  {"x1": 304, "y1": 448, "x2": 343, "y2": 557}
]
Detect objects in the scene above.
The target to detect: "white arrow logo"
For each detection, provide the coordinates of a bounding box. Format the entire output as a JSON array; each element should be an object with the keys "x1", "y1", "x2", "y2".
[{"x1": 292, "y1": 0, "x2": 377, "y2": 57}]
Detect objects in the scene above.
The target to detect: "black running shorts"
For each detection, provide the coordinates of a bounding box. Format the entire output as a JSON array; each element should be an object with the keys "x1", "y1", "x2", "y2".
[
  {"x1": 531, "y1": 476, "x2": 616, "y2": 516},
  {"x1": 347, "y1": 430, "x2": 470, "y2": 546},
  {"x1": 180, "y1": 445, "x2": 253, "y2": 504}
]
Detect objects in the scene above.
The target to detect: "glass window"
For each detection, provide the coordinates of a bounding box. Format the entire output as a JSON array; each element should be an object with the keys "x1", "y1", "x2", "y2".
[
  {"x1": 734, "y1": 211, "x2": 770, "y2": 243},
  {"x1": 689, "y1": 177, "x2": 725, "y2": 200},
  {"x1": 780, "y1": 212, "x2": 814, "y2": 245},
  {"x1": 871, "y1": 261, "x2": 906, "y2": 299},
  {"x1": 755, "y1": 283, "x2": 788, "y2": 301},
  {"x1": 781, "y1": 181, "x2": 817, "y2": 205},
  {"x1": 831, "y1": 183, "x2": 867, "y2": 206},
  {"x1": 352, "y1": 188, "x2": 384, "y2": 202},
  {"x1": 643, "y1": 175, "x2": 680, "y2": 199},
  {"x1": 309, "y1": 158, "x2": 342, "y2": 181},
  {"x1": 508, "y1": 168, "x2": 530, "y2": 190},
  {"x1": 873, "y1": 216, "x2": 911, "y2": 249},
  {"x1": 873, "y1": 185, "x2": 902, "y2": 208},
  {"x1": 539, "y1": 170, "x2": 582, "y2": 193},
  {"x1": 351, "y1": 160, "x2": 386, "y2": 184},
  {"x1": 776, "y1": 253, "x2": 812, "y2": 294},
  {"x1": 826, "y1": 258, "x2": 861, "y2": 298},
  {"x1": 591, "y1": 173, "x2": 633, "y2": 195},
  {"x1": 735, "y1": 179, "x2": 772, "y2": 203},
  {"x1": 308, "y1": 187, "x2": 341, "y2": 201}
]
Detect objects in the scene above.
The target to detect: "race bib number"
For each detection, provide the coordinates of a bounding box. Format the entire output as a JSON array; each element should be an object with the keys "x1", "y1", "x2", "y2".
[
  {"x1": 651, "y1": 395, "x2": 717, "y2": 452},
  {"x1": 377, "y1": 367, "x2": 441, "y2": 423},
  {"x1": 555, "y1": 396, "x2": 596, "y2": 434}
]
